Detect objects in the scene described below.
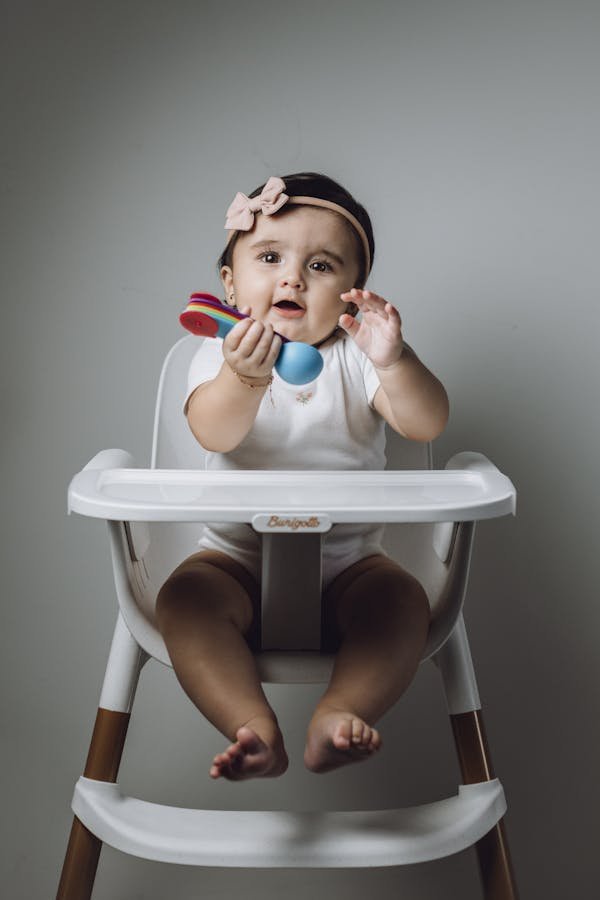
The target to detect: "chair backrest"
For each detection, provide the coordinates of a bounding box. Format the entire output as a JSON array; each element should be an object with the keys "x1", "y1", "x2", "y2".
[{"x1": 151, "y1": 335, "x2": 210, "y2": 470}]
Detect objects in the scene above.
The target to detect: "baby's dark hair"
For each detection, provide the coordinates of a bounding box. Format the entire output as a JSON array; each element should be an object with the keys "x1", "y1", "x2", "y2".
[{"x1": 217, "y1": 172, "x2": 375, "y2": 289}]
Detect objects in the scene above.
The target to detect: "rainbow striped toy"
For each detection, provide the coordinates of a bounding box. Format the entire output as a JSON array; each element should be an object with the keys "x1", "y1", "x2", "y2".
[
  {"x1": 180, "y1": 294, "x2": 250, "y2": 340},
  {"x1": 179, "y1": 293, "x2": 323, "y2": 385}
]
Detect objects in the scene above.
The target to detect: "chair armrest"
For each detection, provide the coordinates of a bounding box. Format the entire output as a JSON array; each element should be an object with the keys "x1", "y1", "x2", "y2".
[
  {"x1": 445, "y1": 450, "x2": 513, "y2": 483},
  {"x1": 69, "y1": 450, "x2": 151, "y2": 573},
  {"x1": 82, "y1": 449, "x2": 138, "y2": 471},
  {"x1": 432, "y1": 452, "x2": 516, "y2": 562},
  {"x1": 68, "y1": 449, "x2": 138, "y2": 514},
  {"x1": 445, "y1": 451, "x2": 516, "y2": 516}
]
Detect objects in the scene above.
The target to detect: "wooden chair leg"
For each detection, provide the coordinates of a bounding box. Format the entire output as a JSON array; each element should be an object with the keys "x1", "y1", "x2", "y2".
[
  {"x1": 56, "y1": 708, "x2": 131, "y2": 900},
  {"x1": 451, "y1": 709, "x2": 519, "y2": 900}
]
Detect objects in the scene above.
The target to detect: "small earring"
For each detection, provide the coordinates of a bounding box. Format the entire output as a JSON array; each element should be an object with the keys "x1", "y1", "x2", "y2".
[{"x1": 226, "y1": 291, "x2": 235, "y2": 307}]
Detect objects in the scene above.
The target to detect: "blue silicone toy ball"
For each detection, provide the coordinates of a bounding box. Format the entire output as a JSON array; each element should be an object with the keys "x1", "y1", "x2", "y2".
[{"x1": 275, "y1": 341, "x2": 323, "y2": 385}]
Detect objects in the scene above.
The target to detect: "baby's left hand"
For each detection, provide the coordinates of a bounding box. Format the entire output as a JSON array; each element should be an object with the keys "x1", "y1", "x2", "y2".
[{"x1": 339, "y1": 289, "x2": 404, "y2": 369}]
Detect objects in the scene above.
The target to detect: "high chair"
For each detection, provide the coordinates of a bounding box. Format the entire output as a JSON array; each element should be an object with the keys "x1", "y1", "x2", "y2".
[{"x1": 57, "y1": 334, "x2": 519, "y2": 899}]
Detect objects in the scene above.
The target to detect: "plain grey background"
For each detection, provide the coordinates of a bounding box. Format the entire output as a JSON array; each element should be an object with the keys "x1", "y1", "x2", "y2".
[{"x1": 2, "y1": 0, "x2": 599, "y2": 897}]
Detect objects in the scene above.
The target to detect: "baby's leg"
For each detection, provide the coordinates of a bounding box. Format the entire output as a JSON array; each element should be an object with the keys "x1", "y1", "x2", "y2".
[
  {"x1": 155, "y1": 550, "x2": 287, "y2": 780},
  {"x1": 304, "y1": 555, "x2": 430, "y2": 773}
]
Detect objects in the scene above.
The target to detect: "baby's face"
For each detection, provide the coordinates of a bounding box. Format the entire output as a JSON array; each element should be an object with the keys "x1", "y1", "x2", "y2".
[{"x1": 221, "y1": 205, "x2": 360, "y2": 345}]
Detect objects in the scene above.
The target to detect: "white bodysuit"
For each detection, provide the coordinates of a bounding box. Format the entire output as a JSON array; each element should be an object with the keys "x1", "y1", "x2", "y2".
[{"x1": 183, "y1": 332, "x2": 388, "y2": 588}]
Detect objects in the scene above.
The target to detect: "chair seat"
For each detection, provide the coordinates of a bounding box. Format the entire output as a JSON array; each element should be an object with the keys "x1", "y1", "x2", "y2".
[{"x1": 72, "y1": 775, "x2": 506, "y2": 867}]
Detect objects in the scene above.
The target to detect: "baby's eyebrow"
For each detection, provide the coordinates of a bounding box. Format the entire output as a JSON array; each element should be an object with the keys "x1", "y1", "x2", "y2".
[
  {"x1": 249, "y1": 239, "x2": 345, "y2": 266},
  {"x1": 317, "y1": 249, "x2": 345, "y2": 266}
]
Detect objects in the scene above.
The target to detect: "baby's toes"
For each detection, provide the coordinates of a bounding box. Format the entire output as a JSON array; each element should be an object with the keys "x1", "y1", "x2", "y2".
[
  {"x1": 224, "y1": 744, "x2": 245, "y2": 768},
  {"x1": 211, "y1": 751, "x2": 226, "y2": 769},
  {"x1": 212, "y1": 744, "x2": 240, "y2": 770},
  {"x1": 217, "y1": 745, "x2": 234, "y2": 762},
  {"x1": 368, "y1": 728, "x2": 382, "y2": 752},
  {"x1": 332, "y1": 719, "x2": 353, "y2": 750},
  {"x1": 352, "y1": 720, "x2": 373, "y2": 748},
  {"x1": 210, "y1": 754, "x2": 227, "y2": 778}
]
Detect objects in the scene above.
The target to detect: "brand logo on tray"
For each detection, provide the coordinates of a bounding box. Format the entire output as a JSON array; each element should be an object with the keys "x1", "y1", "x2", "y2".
[
  {"x1": 251, "y1": 513, "x2": 332, "y2": 533},
  {"x1": 267, "y1": 515, "x2": 320, "y2": 530}
]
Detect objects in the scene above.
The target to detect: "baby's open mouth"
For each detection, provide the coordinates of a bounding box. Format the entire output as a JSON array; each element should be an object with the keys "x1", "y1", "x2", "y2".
[
  {"x1": 273, "y1": 300, "x2": 305, "y2": 318},
  {"x1": 274, "y1": 300, "x2": 303, "y2": 309}
]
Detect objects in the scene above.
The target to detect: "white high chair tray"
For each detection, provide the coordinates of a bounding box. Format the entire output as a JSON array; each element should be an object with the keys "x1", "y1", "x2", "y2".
[{"x1": 68, "y1": 452, "x2": 516, "y2": 523}]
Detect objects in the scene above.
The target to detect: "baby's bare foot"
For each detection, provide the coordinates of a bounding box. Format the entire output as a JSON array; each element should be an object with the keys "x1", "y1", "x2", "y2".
[
  {"x1": 304, "y1": 705, "x2": 382, "y2": 774},
  {"x1": 210, "y1": 719, "x2": 288, "y2": 781}
]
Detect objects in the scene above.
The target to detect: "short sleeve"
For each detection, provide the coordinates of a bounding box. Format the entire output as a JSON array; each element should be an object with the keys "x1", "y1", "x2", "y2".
[
  {"x1": 361, "y1": 341, "x2": 415, "y2": 409},
  {"x1": 361, "y1": 353, "x2": 382, "y2": 408},
  {"x1": 183, "y1": 338, "x2": 224, "y2": 415}
]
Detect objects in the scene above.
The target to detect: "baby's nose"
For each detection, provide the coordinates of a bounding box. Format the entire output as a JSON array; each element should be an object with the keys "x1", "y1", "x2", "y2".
[{"x1": 279, "y1": 274, "x2": 304, "y2": 289}]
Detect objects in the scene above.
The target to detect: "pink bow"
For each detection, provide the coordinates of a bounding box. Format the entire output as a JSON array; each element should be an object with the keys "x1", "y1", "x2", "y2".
[{"x1": 224, "y1": 176, "x2": 289, "y2": 230}]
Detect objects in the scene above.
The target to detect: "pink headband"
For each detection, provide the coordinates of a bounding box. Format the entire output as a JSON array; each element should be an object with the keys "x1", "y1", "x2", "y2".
[{"x1": 224, "y1": 176, "x2": 372, "y2": 273}]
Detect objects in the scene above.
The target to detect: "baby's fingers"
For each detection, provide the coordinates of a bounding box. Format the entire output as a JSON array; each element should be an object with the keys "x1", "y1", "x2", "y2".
[
  {"x1": 225, "y1": 319, "x2": 280, "y2": 376},
  {"x1": 341, "y1": 288, "x2": 387, "y2": 314},
  {"x1": 338, "y1": 312, "x2": 360, "y2": 336},
  {"x1": 250, "y1": 322, "x2": 280, "y2": 367},
  {"x1": 225, "y1": 317, "x2": 255, "y2": 352},
  {"x1": 357, "y1": 290, "x2": 391, "y2": 315},
  {"x1": 264, "y1": 331, "x2": 283, "y2": 368},
  {"x1": 236, "y1": 319, "x2": 269, "y2": 358}
]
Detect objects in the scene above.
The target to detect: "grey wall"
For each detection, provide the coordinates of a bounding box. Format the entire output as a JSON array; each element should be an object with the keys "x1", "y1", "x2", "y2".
[{"x1": 2, "y1": 1, "x2": 599, "y2": 897}]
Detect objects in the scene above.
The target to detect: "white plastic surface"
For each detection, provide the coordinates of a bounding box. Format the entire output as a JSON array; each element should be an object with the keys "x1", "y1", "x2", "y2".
[
  {"x1": 68, "y1": 453, "x2": 516, "y2": 524},
  {"x1": 98, "y1": 612, "x2": 148, "y2": 713},
  {"x1": 434, "y1": 612, "x2": 481, "y2": 715},
  {"x1": 72, "y1": 776, "x2": 506, "y2": 867}
]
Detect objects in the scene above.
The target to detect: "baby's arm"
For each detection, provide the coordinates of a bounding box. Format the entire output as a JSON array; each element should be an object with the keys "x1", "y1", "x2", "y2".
[
  {"x1": 186, "y1": 316, "x2": 281, "y2": 452},
  {"x1": 339, "y1": 289, "x2": 449, "y2": 442}
]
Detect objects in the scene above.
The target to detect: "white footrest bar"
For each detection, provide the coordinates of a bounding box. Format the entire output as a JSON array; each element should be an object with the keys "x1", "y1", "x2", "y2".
[{"x1": 72, "y1": 776, "x2": 506, "y2": 867}]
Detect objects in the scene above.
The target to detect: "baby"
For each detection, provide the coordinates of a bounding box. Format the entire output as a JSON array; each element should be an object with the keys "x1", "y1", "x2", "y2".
[{"x1": 156, "y1": 172, "x2": 449, "y2": 780}]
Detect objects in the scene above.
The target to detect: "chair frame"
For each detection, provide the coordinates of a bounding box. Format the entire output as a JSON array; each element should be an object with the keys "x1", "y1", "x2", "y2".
[{"x1": 57, "y1": 336, "x2": 519, "y2": 899}]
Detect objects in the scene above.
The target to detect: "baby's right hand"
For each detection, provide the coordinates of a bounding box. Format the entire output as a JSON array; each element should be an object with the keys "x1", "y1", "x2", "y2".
[{"x1": 223, "y1": 315, "x2": 282, "y2": 380}]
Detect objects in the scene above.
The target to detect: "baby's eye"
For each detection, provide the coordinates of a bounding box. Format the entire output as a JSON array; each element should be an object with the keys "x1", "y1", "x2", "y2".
[
  {"x1": 310, "y1": 260, "x2": 333, "y2": 273},
  {"x1": 259, "y1": 251, "x2": 280, "y2": 264}
]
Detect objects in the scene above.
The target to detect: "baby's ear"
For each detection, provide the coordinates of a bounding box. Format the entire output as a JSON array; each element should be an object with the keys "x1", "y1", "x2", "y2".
[{"x1": 220, "y1": 265, "x2": 234, "y2": 295}]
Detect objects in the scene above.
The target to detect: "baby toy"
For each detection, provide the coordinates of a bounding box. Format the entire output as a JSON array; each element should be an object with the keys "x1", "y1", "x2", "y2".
[{"x1": 180, "y1": 293, "x2": 324, "y2": 385}]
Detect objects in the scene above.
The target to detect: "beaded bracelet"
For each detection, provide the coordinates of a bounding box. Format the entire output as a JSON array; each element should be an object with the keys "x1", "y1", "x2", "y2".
[{"x1": 229, "y1": 366, "x2": 275, "y2": 404}]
